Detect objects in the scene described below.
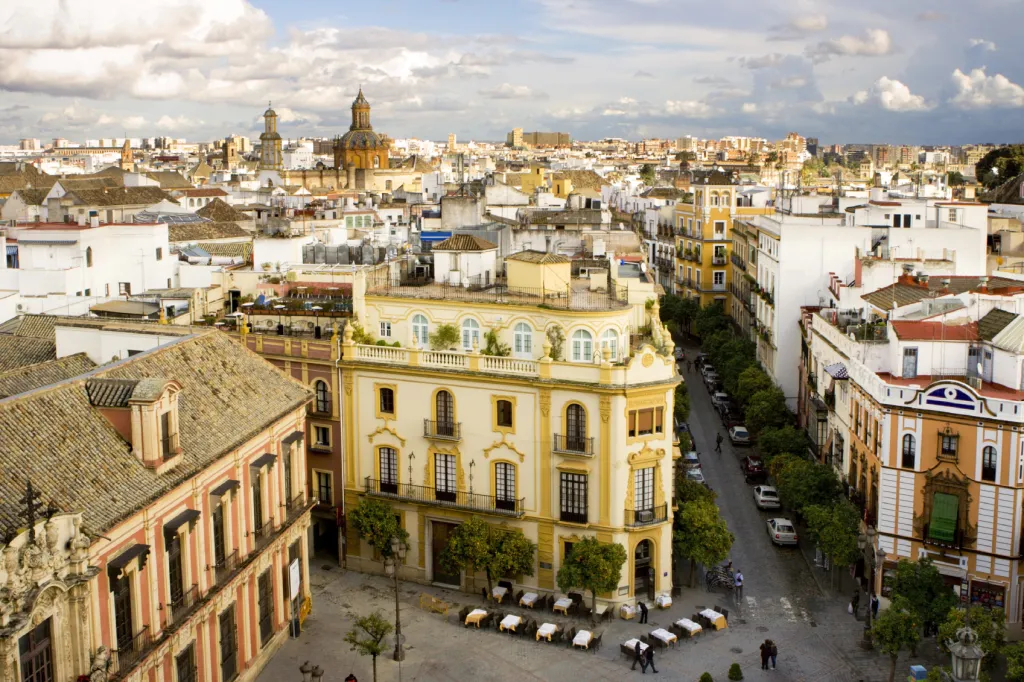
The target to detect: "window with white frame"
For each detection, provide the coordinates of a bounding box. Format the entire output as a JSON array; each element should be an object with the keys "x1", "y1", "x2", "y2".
[
  {"x1": 571, "y1": 329, "x2": 594, "y2": 362},
  {"x1": 513, "y1": 322, "x2": 532, "y2": 358},
  {"x1": 412, "y1": 314, "x2": 429, "y2": 347},
  {"x1": 634, "y1": 467, "x2": 654, "y2": 512},
  {"x1": 600, "y1": 329, "x2": 619, "y2": 361},
  {"x1": 462, "y1": 319, "x2": 480, "y2": 350},
  {"x1": 713, "y1": 271, "x2": 725, "y2": 285},
  {"x1": 379, "y1": 321, "x2": 391, "y2": 338}
]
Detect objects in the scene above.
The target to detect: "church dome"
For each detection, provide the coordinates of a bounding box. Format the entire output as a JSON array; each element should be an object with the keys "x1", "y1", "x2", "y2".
[{"x1": 337, "y1": 129, "x2": 385, "y2": 150}]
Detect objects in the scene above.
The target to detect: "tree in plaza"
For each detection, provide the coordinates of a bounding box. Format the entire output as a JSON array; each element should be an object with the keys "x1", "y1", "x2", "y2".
[
  {"x1": 675, "y1": 383, "x2": 691, "y2": 423},
  {"x1": 757, "y1": 425, "x2": 808, "y2": 462},
  {"x1": 889, "y1": 558, "x2": 958, "y2": 636},
  {"x1": 695, "y1": 302, "x2": 730, "y2": 339},
  {"x1": 871, "y1": 597, "x2": 921, "y2": 682},
  {"x1": 673, "y1": 497, "x2": 734, "y2": 587},
  {"x1": 640, "y1": 163, "x2": 657, "y2": 186},
  {"x1": 441, "y1": 516, "x2": 536, "y2": 597},
  {"x1": 803, "y1": 501, "x2": 860, "y2": 586},
  {"x1": 736, "y1": 367, "x2": 774, "y2": 408},
  {"x1": 773, "y1": 457, "x2": 843, "y2": 515},
  {"x1": 743, "y1": 387, "x2": 789, "y2": 437},
  {"x1": 936, "y1": 605, "x2": 1005, "y2": 672},
  {"x1": 349, "y1": 498, "x2": 409, "y2": 560},
  {"x1": 1006, "y1": 642, "x2": 1024, "y2": 681},
  {"x1": 344, "y1": 611, "x2": 393, "y2": 682},
  {"x1": 556, "y1": 536, "x2": 628, "y2": 617}
]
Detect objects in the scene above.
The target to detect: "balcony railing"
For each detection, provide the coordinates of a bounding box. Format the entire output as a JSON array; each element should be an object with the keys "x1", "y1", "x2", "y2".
[
  {"x1": 364, "y1": 476, "x2": 525, "y2": 517},
  {"x1": 423, "y1": 419, "x2": 462, "y2": 441},
  {"x1": 167, "y1": 584, "x2": 199, "y2": 626},
  {"x1": 285, "y1": 492, "x2": 306, "y2": 520},
  {"x1": 214, "y1": 550, "x2": 239, "y2": 584},
  {"x1": 923, "y1": 524, "x2": 963, "y2": 550},
  {"x1": 110, "y1": 627, "x2": 152, "y2": 677},
  {"x1": 253, "y1": 521, "x2": 277, "y2": 551},
  {"x1": 712, "y1": 256, "x2": 727, "y2": 266},
  {"x1": 560, "y1": 510, "x2": 588, "y2": 525},
  {"x1": 368, "y1": 279, "x2": 629, "y2": 311},
  {"x1": 553, "y1": 434, "x2": 594, "y2": 457},
  {"x1": 624, "y1": 503, "x2": 669, "y2": 528},
  {"x1": 731, "y1": 253, "x2": 746, "y2": 269}
]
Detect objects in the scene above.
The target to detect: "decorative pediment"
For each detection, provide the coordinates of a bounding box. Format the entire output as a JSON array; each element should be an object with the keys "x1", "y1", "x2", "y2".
[
  {"x1": 913, "y1": 465, "x2": 977, "y2": 547},
  {"x1": 913, "y1": 381, "x2": 994, "y2": 417},
  {"x1": 367, "y1": 425, "x2": 406, "y2": 447},
  {"x1": 627, "y1": 444, "x2": 667, "y2": 468},
  {"x1": 483, "y1": 436, "x2": 526, "y2": 462}
]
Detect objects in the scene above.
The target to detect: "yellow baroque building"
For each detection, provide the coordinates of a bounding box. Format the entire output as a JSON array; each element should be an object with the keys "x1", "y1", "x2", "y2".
[{"x1": 340, "y1": 250, "x2": 681, "y2": 608}]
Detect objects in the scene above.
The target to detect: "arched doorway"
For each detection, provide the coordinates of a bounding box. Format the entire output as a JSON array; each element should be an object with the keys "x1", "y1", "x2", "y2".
[{"x1": 634, "y1": 539, "x2": 655, "y2": 600}]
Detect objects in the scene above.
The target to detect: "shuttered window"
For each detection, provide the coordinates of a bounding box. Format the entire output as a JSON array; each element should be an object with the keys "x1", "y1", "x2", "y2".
[{"x1": 929, "y1": 493, "x2": 959, "y2": 543}]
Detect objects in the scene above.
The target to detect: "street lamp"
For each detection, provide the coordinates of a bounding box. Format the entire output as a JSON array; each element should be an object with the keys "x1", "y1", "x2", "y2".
[
  {"x1": 857, "y1": 526, "x2": 879, "y2": 649},
  {"x1": 949, "y1": 624, "x2": 984, "y2": 682},
  {"x1": 384, "y1": 536, "x2": 409, "y2": 661},
  {"x1": 311, "y1": 305, "x2": 323, "y2": 339},
  {"x1": 274, "y1": 304, "x2": 286, "y2": 335},
  {"x1": 299, "y1": 661, "x2": 323, "y2": 682}
]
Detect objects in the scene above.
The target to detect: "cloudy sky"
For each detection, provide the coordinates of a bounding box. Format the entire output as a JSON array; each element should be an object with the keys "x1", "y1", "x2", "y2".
[{"x1": 1, "y1": 0, "x2": 1022, "y2": 145}]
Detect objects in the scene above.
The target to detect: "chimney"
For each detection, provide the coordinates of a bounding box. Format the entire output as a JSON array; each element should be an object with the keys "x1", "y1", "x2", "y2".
[
  {"x1": 941, "y1": 278, "x2": 951, "y2": 293},
  {"x1": 979, "y1": 275, "x2": 989, "y2": 293},
  {"x1": 916, "y1": 271, "x2": 930, "y2": 287},
  {"x1": 898, "y1": 263, "x2": 914, "y2": 285}
]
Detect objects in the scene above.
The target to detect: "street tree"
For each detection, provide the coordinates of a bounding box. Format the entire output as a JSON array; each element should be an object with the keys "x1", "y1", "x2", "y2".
[
  {"x1": 556, "y1": 536, "x2": 627, "y2": 617},
  {"x1": 890, "y1": 558, "x2": 958, "y2": 635},
  {"x1": 871, "y1": 597, "x2": 921, "y2": 682},
  {"x1": 675, "y1": 383, "x2": 691, "y2": 422},
  {"x1": 487, "y1": 527, "x2": 537, "y2": 588},
  {"x1": 803, "y1": 501, "x2": 860, "y2": 586},
  {"x1": 344, "y1": 611, "x2": 393, "y2": 682},
  {"x1": 441, "y1": 517, "x2": 536, "y2": 597},
  {"x1": 757, "y1": 425, "x2": 808, "y2": 461},
  {"x1": 673, "y1": 497, "x2": 735, "y2": 586},
  {"x1": 676, "y1": 477, "x2": 716, "y2": 505},
  {"x1": 767, "y1": 453, "x2": 802, "y2": 480},
  {"x1": 936, "y1": 605, "x2": 1005, "y2": 671},
  {"x1": 640, "y1": 163, "x2": 657, "y2": 186},
  {"x1": 1006, "y1": 642, "x2": 1024, "y2": 681},
  {"x1": 349, "y1": 498, "x2": 409, "y2": 560},
  {"x1": 736, "y1": 367, "x2": 774, "y2": 407},
  {"x1": 695, "y1": 302, "x2": 729, "y2": 339},
  {"x1": 773, "y1": 458, "x2": 843, "y2": 515},
  {"x1": 744, "y1": 387, "x2": 789, "y2": 436}
]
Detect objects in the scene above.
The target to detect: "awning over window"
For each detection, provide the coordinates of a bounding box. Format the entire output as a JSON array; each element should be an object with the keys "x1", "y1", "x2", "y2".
[
  {"x1": 210, "y1": 479, "x2": 240, "y2": 498},
  {"x1": 824, "y1": 363, "x2": 849, "y2": 380},
  {"x1": 930, "y1": 492, "x2": 959, "y2": 542},
  {"x1": 162, "y1": 509, "x2": 200, "y2": 543},
  {"x1": 250, "y1": 453, "x2": 276, "y2": 470},
  {"x1": 282, "y1": 430, "x2": 304, "y2": 447},
  {"x1": 107, "y1": 543, "x2": 150, "y2": 585}
]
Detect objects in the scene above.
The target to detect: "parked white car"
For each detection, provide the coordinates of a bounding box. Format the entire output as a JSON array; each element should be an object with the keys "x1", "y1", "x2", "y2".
[
  {"x1": 753, "y1": 485, "x2": 781, "y2": 510},
  {"x1": 686, "y1": 468, "x2": 707, "y2": 486},
  {"x1": 766, "y1": 518, "x2": 799, "y2": 546},
  {"x1": 729, "y1": 425, "x2": 751, "y2": 446}
]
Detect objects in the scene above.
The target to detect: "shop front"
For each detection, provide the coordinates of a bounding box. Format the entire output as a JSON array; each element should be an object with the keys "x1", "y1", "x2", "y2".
[{"x1": 969, "y1": 579, "x2": 1006, "y2": 610}]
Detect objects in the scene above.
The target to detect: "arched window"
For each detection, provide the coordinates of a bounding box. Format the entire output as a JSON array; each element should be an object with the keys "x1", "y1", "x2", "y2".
[
  {"x1": 982, "y1": 445, "x2": 997, "y2": 482},
  {"x1": 901, "y1": 434, "x2": 915, "y2": 469},
  {"x1": 711, "y1": 193, "x2": 720, "y2": 206},
  {"x1": 566, "y1": 404, "x2": 586, "y2": 451},
  {"x1": 85, "y1": 247, "x2": 93, "y2": 268},
  {"x1": 314, "y1": 380, "x2": 330, "y2": 414},
  {"x1": 373, "y1": 156, "x2": 380, "y2": 168},
  {"x1": 600, "y1": 330, "x2": 619, "y2": 361},
  {"x1": 412, "y1": 314, "x2": 429, "y2": 347},
  {"x1": 189, "y1": 198, "x2": 195, "y2": 207},
  {"x1": 462, "y1": 319, "x2": 480, "y2": 350},
  {"x1": 435, "y1": 390, "x2": 455, "y2": 437},
  {"x1": 571, "y1": 329, "x2": 593, "y2": 362},
  {"x1": 513, "y1": 322, "x2": 532, "y2": 358}
]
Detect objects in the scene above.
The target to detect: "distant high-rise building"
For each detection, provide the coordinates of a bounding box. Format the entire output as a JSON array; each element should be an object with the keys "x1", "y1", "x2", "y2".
[
  {"x1": 507, "y1": 128, "x2": 524, "y2": 148},
  {"x1": 806, "y1": 137, "x2": 819, "y2": 157},
  {"x1": 448, "y1": 133, "x2": 457, "y2": 150},
  {"x1": 19, "y1": 138, "x2": 40, "y2": 151},
  {"x1": 506, "y1": 130, "x2": 569, "y2": 148}
]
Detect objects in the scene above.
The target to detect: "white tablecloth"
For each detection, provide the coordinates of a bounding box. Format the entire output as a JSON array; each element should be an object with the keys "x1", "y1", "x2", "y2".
[
  {"x1": 520, "y1": 592, "x2": 539, "y2": 607},
  {"x1": 651, "y1": 628, "x2": 677, "y2": 644},
  {"x1": 700, "y1": 608, "x2": 724, "y2": 620},
  {"x1": 624, "y1": 638, "x2": 649, "y2": 653},
  {"x1": 656, "y1": 594, "x2": 672, "y2": 608},
  {"x1": 573, "y1": 630, "x2": 593, "y2": 648},
  {"x1": 553, "y1": 597, "x2": 573, "y2": 612},
  {"x1": 493, "y1": 586, "x2": 508, "y2": 600},
  {"x1": 537, "y1": 623, "x2": 557, "y2": 639},
  {"x1": 675, "y1": 618, "x2": 702, "y2": 634},
  {"x1": 499, "y1": 614, "x2": 522, "y2": 631}
]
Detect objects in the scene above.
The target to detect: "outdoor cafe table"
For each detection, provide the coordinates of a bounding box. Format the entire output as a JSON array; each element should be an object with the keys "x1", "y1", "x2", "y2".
[
  {"x1": 651, "y1": 628, "x2": 678, "y2": 647},
  {"x1": 675, "y1": 618, "x2": 703, "y2": 637},
  {"x1": 553, "y1": 597, "x2": 573, "y2": 615},
  {"x1": 700, "y1": 608, "x2": 728, "y2": 630},
  {"x1": 621, "y1": 638, "x2": 649, "y2": 657},
  {"x1": 465, "y1": 609, "x2": 488, "y2": 628},
  {"x1": 519, "y1": 592, "x2": 539, "y2": 608},
  {"x1": 492, "y1": 586, "x2": 509, "y2": 603},
  {"x1": 499, "y1": 614, "x2": 523, "y2": 633},
  {"x1": 536, "y1": 623, "x2": 558, "y2": 642},
  {"x1": 655, "y1": 594, "x2": 673, "y2": 608},
  {"x1": 572, "y1": 630, "x2": 593, "y2": 650}
]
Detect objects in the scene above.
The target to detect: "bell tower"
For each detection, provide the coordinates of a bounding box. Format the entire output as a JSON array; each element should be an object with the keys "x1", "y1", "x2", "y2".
[
  {"x1": 259, "y1": 102, "x2": 283, "y2": 170},
  {"x1": 351, "y1": 88, "x2": 371, "y2": 131}
]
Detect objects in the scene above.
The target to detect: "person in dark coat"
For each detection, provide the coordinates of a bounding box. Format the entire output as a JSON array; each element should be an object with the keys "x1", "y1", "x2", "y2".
[
  {"x1": 851, "y1": 590, "x2": 860, "y2": 616},
  {"x1": 760, "y1": 640, "x2": 771, "y2": 670},
  {"x1": 871, "y1": 592, "x2": 880, "y2": 618},
  {"x1": 645, "y1": 646, "x2": 658, "y2": 674},
  {"x1": 638, "y1": 600, "x2": 649, "y2": 624},
  {"x1": 770, "y1": 640, "x2": 778, "y2": 669},
  {"x1": 631, "y1": 640, "x2": 646, "y2": 671}
]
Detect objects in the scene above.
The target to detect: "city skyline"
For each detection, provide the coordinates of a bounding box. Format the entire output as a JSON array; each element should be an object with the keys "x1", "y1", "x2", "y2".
[{"x1": 1, "y1": 0, "x2": 1022, "y2": 145}]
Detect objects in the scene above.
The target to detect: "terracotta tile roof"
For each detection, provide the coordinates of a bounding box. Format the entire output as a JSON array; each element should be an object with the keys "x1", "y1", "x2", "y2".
[
  {"x1": 168, "y1": 221, "x2": 249, "y2": 243},
  {"x1": 11, "y1": 188, "x2": 50, "y2": 206},
  {"x1": 174, "y1": 188, "x2": 229, "y2": 198},
  {"x1": 507, "y1": 250, "x2": 570, "y2": 264},
  {"x1": 891, "y1": 321, "x2": 979, "y2": 341},
  {"x1": 67, "y1": 186, "x2": 172, "y2": 207},
  {"x1": 196, "y1": 198, "x2": 250, "y2": 222},
  {"x1": 525, "y1": 209, "x2": 603, "y2": 226},
  {"x1": 433, "y1": 234, "x2": 497, "y2": 251},
  {"x1": 85, "y1": 378, "x2": 139, "y2": 407},
  {"x1": 0, "y1": 331, "x2": 312, "y2": 532},
  {"x1": 551, "y1": 170, "x2": 609, "y2": 190},
  {"x1": 978, "y1": 309, "x2": 1017, "y2": 341},
  {"x1": 862, "y1": 276, "x2": 1021, "y2": 311},
  {"x1": 0, "y1": 336, "x2": 56, "y2": 372},
  {"x1": 0, "y1": 314, "x2": 60, "y2": 340},
  {"x1": 194, "y1": 241, "x2": 253, "y2": 261},
  {"x1": 144, "y1": 171, "x2": 193, "y2": 190},
  {"x1": 0, "y1": 353, "x2": 95, "y2": 398}
]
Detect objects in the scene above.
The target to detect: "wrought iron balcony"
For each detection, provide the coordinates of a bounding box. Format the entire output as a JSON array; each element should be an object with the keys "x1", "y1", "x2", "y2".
[
  {"x1": 167, "y1": 584, "x2": 199, "y2": 626},
  {"x1": 285, "y1": 492, "x2": 306, "y2": 520},
  {"x1": 110, "y1": 626, "x2": 152, "y2": 678},
  {"x1": 553, "y1": 434, "x2": 594, "y2": 457},
  {"x1": 364, "y1": 476, "x2": 525, "y2": 517},
  {"x1": 560, "y1": 510, "x2": 588, "y2": 525},
  {"x1": 731, "y1": 253, "x2": 746, "y2": 269},
  {"x1": 712, "y1": 256, "x2": 727, "y2": 266},
  {"x1": 423, "y1": 419, "x2": 462, "y2": 441},
  {"x1": 214, "y1": 550, "x2": 239, "y2": 584},
  {"x1": 253, "y1": 521, "x2": 277, "y2": 551},
  {"x1": 923, "y1": 524, "x2": 963, "y2": 550},
  {"x1": 624, "y1": 503, "x2": 669, "y2": 528}
]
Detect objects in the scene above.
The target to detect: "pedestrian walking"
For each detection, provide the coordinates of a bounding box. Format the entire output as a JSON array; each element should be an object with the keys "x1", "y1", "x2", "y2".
[
  {"x1": 850, "y1": 590, "x2": 860, "y2": 617},
  {"x1": 715, "y1": 433, "x2": 723, "y2": 454},
  {"x1": 645, "y1": 646, "x2": 658, "y2": 674},
  {"x1": 759, "y1": 641, "x2": 771, "y2": 670},
  {"x1": 870, "y1": 592, "x2": 880, "y2": 619},
  {"x1": 638, "y1": 600, "x2": 649, "y2": 624},
  {"x1": 770, "y1": 640, "x2": 778, "y2": 669},
  {"x1": 733, "y1": 569, "x2": 743, "y2": 599},
  {"x1": 686, "y1": 360, "x2": 692, "y2": 373},
  {"x1": 631, "y1": 640, "x2": 646, "y2": 672}
]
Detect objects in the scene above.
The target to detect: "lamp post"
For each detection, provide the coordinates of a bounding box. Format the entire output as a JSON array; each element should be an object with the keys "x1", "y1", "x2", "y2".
[
  {"x1": 274, "y1": 304, "x2": 286, "y2": 335},
  {"x1": 384, "y1": 536, "x2": 408, "y2": 662},
  {"x1": 299, "y1": 661, "x2": 324, "y2": 682},
  {"x1": 311, "y1": 305, "x2": 323, "y2": 339},
  {"x1": 857, "y1": 526, "x2": 879, "y2": 649},
  {"x1": 949, "y1": 623, "x2": 984, "y2": 682}
]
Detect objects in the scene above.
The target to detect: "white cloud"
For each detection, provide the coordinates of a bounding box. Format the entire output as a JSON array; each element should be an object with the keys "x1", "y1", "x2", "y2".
[
  {"x1": 664, "y1": 100, "x2": 713, "y2": 118},
  {"x1": 156, "y1": 114, "x2": 202, "y2": 131},
  {"x1": 769, "y1": 14, "x2": 827, "y2": 40},
  {"x1": 950, "y1": 68, "x2": 1024, "y2": 109},
  {"x1": 856, "y1": 77, "x2": 930, "y2": 111},
  {"x1": 479, "y1": 83, "x2": 546, "y2": 99},
  {"x1": 968, "y1": 38, "x2": 997, "y2": 51},
  {"x1": 739, "y1": 53, "x2": 786, "y2": 70},
  {"x1": 771, "y1": 76, "x2": 808, "y2": 89},
  {"x1": 741, "y1": 102, "x2": 758, "y2": 113},
  {"x1": 122, "y1": 116, "x2": 147, "y2": 130},
  {"x1": 806, "y1": 29, "x2": 892, "y2": 63}
]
